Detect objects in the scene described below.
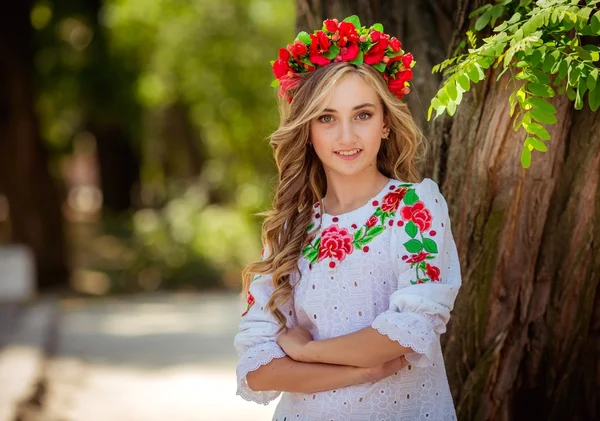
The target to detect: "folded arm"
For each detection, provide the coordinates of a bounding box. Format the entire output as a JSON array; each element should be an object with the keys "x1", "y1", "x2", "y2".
[{"x1": 299, "y1": 326, "x2": 413, "y2": 368}]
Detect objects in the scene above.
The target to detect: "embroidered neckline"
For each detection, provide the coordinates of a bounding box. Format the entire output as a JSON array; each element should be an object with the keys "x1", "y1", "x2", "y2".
[
  {"x1": 301, "y1": 178, "x2": 443, "y2": 284},
  {"x1": 319, "y1": 178, "x2": 393, "y2": 218},
  {"x1": 303, "y1": 180, "x2": 413, "y2": 268}
]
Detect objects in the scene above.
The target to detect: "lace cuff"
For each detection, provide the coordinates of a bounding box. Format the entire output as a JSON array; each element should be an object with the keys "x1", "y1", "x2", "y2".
[
  {"x1": 236, "y1": 341, "x2": 287, "y2": 405},
  {"x1": 371, "y1": 310, "x2": 440, "y2": 367}
]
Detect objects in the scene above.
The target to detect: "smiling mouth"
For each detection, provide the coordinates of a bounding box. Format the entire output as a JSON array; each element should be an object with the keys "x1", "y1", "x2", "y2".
[{"x1": 335, "y1": 148, "x2": 362, "y2": 156}]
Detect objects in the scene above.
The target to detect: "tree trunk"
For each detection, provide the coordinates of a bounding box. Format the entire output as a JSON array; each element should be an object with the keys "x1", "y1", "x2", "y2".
[
  {"x1": 0, "y1": 1, "x2": 69, "y2": 289},
  {"x1": 84, "y1": 0, "x2": 140, "y2": 212},
  {"x1": 298, "y1": 1, "x2": 600, "y2": 420}
]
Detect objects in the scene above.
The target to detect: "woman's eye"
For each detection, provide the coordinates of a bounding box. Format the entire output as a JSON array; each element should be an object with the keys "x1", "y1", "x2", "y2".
[
  {"x1": 319, "y1": 115, "x2": 333, "y2": 123},
  {"x1": 357, "y1": 112, "x2": 372, "y2": 120}
]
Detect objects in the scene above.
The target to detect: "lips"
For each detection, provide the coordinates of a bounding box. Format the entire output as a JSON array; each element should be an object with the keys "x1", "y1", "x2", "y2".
[{"x1": 334, "y1": 148, "x2": 362, "y2": 156}]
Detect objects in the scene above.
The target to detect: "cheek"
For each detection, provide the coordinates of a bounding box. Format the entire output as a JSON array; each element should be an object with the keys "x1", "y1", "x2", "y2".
[{"x1": 310, "y1": 125, "x2": 335, "y2": 151}]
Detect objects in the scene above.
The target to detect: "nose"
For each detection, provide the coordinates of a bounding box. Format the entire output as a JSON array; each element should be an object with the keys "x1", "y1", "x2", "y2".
[{"x1": 337, "y1": 119, "x2": 357, "y2": 146}]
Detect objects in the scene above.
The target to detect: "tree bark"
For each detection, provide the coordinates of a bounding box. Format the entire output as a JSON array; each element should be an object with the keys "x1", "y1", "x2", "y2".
[
  {"x1": 298, "y1": 1, "x2": 600, "y2": 420},
  {"x1": 85, "y1": 0, "x2": 140, "y2": 212},
  {"x1": 0, "y1": 1, "x2": 69, "y2": 288}
]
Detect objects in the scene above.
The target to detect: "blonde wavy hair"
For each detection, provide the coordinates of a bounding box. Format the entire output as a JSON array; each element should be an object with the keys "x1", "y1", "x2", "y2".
[{"x1": 242, "y1": 62, "x2": 426, "y2": 333}]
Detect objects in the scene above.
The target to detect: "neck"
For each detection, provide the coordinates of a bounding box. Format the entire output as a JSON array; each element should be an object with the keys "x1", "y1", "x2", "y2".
[{"x1": 322, "y1": 169, "x2": 389, "y2": 215}]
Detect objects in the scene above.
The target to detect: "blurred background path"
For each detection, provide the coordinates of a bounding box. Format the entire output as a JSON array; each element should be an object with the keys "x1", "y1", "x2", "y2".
[{"x1": 0, "y1": 293, "x2": 277, "y2": 421}]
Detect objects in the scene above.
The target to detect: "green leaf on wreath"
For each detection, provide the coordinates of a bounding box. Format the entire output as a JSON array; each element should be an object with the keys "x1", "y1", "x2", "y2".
[
  {"x1": 343, "y1": 15, "x2": 361, "y2": 29},
  {"x1": 297, "y1": 31, "x2": 312, "y2": 45},
  {"x1": 403, "y1": 239, "x2": 423, "y2": 253},
  {"x1": 350, "y1": 50, "x2": 364, "y2": 65},
  {"x1": 372, "y1": 62, "x2": 386, "y2": 72},
  {"x1": 324, "y1": 45, "x2": 341, "y2": 60}
]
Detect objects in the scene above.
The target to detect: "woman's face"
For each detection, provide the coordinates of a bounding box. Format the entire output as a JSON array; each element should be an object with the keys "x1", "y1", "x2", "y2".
[{"x1": 309, "y1": 73, "x2": 388, "y2": 178}]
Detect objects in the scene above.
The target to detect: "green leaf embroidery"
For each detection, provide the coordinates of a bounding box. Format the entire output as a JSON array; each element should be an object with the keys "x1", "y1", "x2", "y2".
[
  {"x1": 423, "y1": 238, "x2": 439, "y2": 253},
  {"x1": 405, "y1": 221, "x2": 418, "y2": 238},
  {"x1": 404, "y1": 239, "x2": 423, "y2": 253},
  {"x1": 403, "y1": 189, "x2": 419, "y2": 205}
]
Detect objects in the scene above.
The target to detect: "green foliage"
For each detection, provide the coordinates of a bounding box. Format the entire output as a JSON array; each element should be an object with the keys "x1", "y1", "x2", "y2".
[
  {"x1": 429, "y1": 0, "x2": 600, "y2": 168},
  {"x1": 32, "y1": 0, "x2": 296, "y2": 287}
]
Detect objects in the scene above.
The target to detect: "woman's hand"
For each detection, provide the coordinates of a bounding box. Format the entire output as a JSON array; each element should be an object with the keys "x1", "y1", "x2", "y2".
[
  {"x1": 277, "y1": 326, "x2": 314, "y2": 362},
  {"x1": 365, "y1": 355, "x2": 410, "y2": 383}
]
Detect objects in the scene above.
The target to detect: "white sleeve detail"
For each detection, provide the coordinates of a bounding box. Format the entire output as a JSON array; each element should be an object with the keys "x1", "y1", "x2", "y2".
[
  {"x1": 371, "y1": 177, "x2": 462, "y2": 367},
  {"x1": 233, "y1": 262, "x2": 295, "y2": 405}
]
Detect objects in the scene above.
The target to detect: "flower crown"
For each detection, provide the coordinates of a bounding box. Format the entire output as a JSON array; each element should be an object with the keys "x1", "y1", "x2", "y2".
[{"x1": 271, "y1": 15, "x2": 415, "y2": 103}]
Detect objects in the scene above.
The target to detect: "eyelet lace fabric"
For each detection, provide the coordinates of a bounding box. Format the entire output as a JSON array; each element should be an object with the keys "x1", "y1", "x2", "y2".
[
  {"x1": 236, "y1": 341, "x2": 287, "y2": 405},
  {"x1": 234, "y1": 178, "x2": 462, "y2": 420}
]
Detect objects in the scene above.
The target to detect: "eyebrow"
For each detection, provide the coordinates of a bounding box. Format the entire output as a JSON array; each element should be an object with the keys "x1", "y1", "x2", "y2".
[{"x1": 322, "y1": 103, "x2": 376, "y2": 113}]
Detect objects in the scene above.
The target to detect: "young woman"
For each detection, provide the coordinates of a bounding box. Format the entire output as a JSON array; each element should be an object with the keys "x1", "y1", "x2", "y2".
[{"x1": 234, "y1": 16, "x2": 462, "y2": 421}]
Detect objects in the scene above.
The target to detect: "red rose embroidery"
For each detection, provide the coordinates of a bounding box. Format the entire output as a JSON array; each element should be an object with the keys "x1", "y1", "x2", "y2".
[
  {"x1": 400, "y1": 201, "x2": 432, "y2": 231},
  {"x1": 366, "y1": 215, "x2": 379, "y2": 227},
  {"x1": 318, "y1": 224, "x2": 354, "y2": 262},
  {"x1": 241, "y1": 291, "x2": 255, "y2": 316},
  {"x1": 406, "y1": 251, "x2": 429, "y2": 263},
  {"x1": 381, "y1": 188, "x2": 407, "y2": 213},
  {"x1": 426, "y1": 263, "x2": 441, "y2": 282}
]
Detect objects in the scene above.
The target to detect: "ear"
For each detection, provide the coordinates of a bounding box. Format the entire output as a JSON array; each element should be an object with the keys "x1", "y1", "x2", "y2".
[{"x1": 382, "y1": 121, "x2": 390, "y2": 139}]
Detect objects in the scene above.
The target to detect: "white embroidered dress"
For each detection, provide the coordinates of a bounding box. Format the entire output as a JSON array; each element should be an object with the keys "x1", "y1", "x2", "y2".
[{"x1": 234, "y1": 178, "x2": 461, "y2": 421}]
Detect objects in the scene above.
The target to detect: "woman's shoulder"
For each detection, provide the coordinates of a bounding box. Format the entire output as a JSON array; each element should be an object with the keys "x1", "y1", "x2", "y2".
[{"x1": 392, "y1": 177, "x2": 439, "y2": 192}]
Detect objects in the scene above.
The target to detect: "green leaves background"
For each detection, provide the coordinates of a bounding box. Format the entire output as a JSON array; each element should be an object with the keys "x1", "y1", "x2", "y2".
[{"x1": 429, "y1": 0, "x2": 600, "y2": 168}]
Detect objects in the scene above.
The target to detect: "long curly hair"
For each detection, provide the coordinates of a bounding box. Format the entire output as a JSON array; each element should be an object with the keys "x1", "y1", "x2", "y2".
[{"x1": 242, "y1": 62, "x2": 426, "y2": 333}]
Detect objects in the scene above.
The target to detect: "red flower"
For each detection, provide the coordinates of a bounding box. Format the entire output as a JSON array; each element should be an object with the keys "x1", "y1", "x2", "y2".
[
  {"x1": 241, "y1": 291, "x2": 255, "y2": 316},
  {"x1": 400, "y1": 201, "x2": 432, "y2": 231},
  {"x1": 323, "y1": 19, "x2": 339, "y2": 33},
  {"x1": 381, "y1": 188, "x2": 407, "y2": 213},
  {"x1": 309, "y1": 31, "x2": 332, "y2": 66},
  {"x1": 406, "y1": 251, "x2": 429, "y2": 263},
  {"x1": 318, "y1": 224, "x2": 354, "y2": 262},
  {"x1": 289, "y1": 40, "x2": 308, "y2": 62},
  {"x1": 337, "y1": 21, "x2": 360, "y2": 47},
  {"x1": 387, "y1": 70, "x2": 413, "y2": 99},
  {"x1": 339, "y1": 42, "x2": 359, "y2": 61},
  {"x1": 401, "y1": 52, "x2": 414, "y2": 68},
  {"x1": 426, "y1": 263, "x2": 441, "y2": 282},
  {"x1": 389, "y1": 37, "x2": 402, "y2": 52},
  {"x1": 364, "y1": 30, "x2": 389, "y2": 64},
  {"x1": 278, "y1": 48, "x2": 291, "y2": 61},
  {"x1": 273, "y1": 59, "x2": 292, "y2": 79},
  {"x1": 366, "y1": 215, "x2": 379, "y2": 227}
]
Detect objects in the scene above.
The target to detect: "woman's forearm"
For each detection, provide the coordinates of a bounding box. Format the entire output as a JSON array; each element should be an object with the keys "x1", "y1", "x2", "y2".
[
  {"x1": 303, "y1": 327, "x2": 413, "y2": 368},
  {"x1": 246, "y1": 356, "x2": 371, "y2": 394}
]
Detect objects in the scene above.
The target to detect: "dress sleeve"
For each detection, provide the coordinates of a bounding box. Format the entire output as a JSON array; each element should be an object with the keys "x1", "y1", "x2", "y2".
[
  {"x1": 233, "y1": 249, "x2": 295, "y2": 405},
  {"x1": 371, "y1": 177, "x2": 462, "y2": 367}
]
